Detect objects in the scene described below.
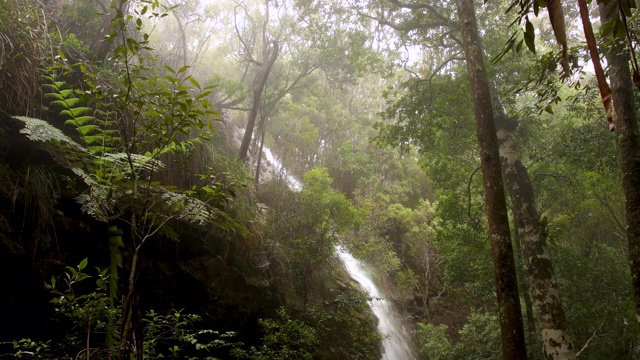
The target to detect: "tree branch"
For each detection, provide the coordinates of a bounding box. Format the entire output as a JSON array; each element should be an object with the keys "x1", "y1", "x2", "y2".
[
  {"x1": 426, "y1": 54, "x2": 464, "y2": 82},
  {"x1": 593, "y1": 190, "x2": 627, "y2": 236},
  {"x1": 234, "y1": 4, "x2": 261, "y2": 66},
  {"x1": 386, "y1": 0, "x2": 455, "y2": 26},
  {"x1": 531, "y1": 172, "x2": 573, "y2": 186},
  {"x1": 358, "y1": 10, "x2": 448, "y2": 33},
  {"x1": 468, "y1": 165, "x2": 482, "y2": 222},
  {"x1": 576, "y1": 315, "x2": 607, "y2": 357}
]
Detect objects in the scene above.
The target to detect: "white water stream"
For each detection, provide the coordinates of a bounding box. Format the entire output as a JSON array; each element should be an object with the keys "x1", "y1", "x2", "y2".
[
  {"x1": 337, "y1": 247, "x2": 416, "y2": 360},
  {"x1": 256, "y1": 143, "x2": 415, "y2": 359}
]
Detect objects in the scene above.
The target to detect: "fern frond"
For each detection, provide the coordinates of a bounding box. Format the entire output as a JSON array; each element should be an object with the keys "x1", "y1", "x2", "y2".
[
  {"x1": 45, "y1": 93, "x2": 65, "y2": 101},
  {"x1": 88, "y1": 146, "x2": 118, "y2": 154},
  {"x1": 102, "y1": 129, "x2": 120, "y2": 136},
  {"x1": 158, "y1": 188, "x2": 216, "y2": 225},
  {"x1": 59, "y1": 89, "x2": 74, "y2": 98},
  {"x1": 41, "y1": 83, "x2": 61, "y2": 92},
  {"x1": 16, "y1": 116, "x2": 86, "y2": 151},
  {"x1": 64, "y1": 116, "x2": 94, "y2": 127},
  {"x1": 63, "y1": 97, "x2": 81, "y2": 108},
  {"x1": 103, "y1": 153, "x2": 165, "y2": 173},
  {"x1": 74, "y1": 124, "x2": 101, "y2": 135},
  {"x1": 60, "y1": 108, "x2": 89, "y2": 118},
  {"x1": 83, "y1": 135, "x2": 108, "y2": 145},
  {"x1": 69, "y1": 107, "x2": 91, "y2": 117}
]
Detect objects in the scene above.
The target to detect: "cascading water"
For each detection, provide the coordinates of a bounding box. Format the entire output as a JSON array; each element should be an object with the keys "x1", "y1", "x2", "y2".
[
  {"x1": 256, "y1": 142, "x2": 415, "y2": 359},
  {"x1": 337, "y1": 247, "x2": 416, "y2": 360},
  {"x1": 260, "y1": 147, "x2": 302, "y2": 191}
]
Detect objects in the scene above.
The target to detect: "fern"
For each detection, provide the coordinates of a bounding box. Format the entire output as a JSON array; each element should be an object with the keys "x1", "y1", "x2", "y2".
[
  {"x1": 41, "y1": 70, "x2": 119, "y2": 154},
  {"x1": 17, "y1": 116, "x2": 86, "y2": 151}
]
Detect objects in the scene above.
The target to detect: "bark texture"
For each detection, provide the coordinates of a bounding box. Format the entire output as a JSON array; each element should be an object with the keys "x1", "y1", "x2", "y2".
[
  {"x1": 493, "y1": 98, "x2": 575, "y2": 360},
  {"x1": 455, "y1": 0, "x2": 527, "y2": 358},
  {"x1": 599, "y1": 2, "x2": 640, "y2": 331}
]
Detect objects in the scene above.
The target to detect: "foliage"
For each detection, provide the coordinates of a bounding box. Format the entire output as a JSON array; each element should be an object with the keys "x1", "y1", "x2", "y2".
[
  {"x1": 0, "y1": 0, "x2": 48, "y2": 115},
  {"x1": 6, "y1": 2, "x2": 248, "y2": 359},
  {"x1": 415, "y1": 310, "x2": 500, "y2": 360},
  {"x1": 47, "y1": 0, "x2": 106, "y2": 48},
  {"x1": 306, "y1": 292, "x2": 382, "y2": 359},
  {"x1": 11, "y1": 115, "x2": 221, "y2": 227},
  {"x1": 5, "y1": 0, "x2": 640, "y2": 359},
  {"x1": 260, "y1": 168, "x2": 359, "y2": 309},
  {"x1": 2, "y1": 338, "x2": 52, "y2": 359},
  {"x1": 234, "y1": 292, "x2": 382, "y2": 360},
  {"x1": 143, "y1": 310, "x2": 239, "y2": 360},
  {"x1": 2, "y1": 260, "x2": 238, "y2": 359},
  {"x1": 453, "y1": 310, "x2": 501, "y2": 360},
  {"x1": 237, "y1": 307, "x2": 319, "y2": 360},
  {"x1": 555, "y1": 242, "x2": 635, "y2": 359},
  {"x1": 415, "y1": 322, "x2": 452, "y2": 360}
]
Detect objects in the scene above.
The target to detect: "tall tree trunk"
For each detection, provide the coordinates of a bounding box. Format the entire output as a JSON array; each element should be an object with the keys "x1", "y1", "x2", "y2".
[
  {"x1": 91, "y1": 0, "x2": 129, "y2": 61},
  {"x1": 599, "y1": 1, "x2": 640, "y2": 333},
  {"x1": 493, "y1": 95, "x2": 576, "y2": 359},
  {"x1": 455, "y1": 0, "x2": 527, "y2": 358},
  {"x1": 172, "y1": 11, "x2": 188, "y2": 73},
  {"x1": 238, "y1": 41, "x2": 279, "y2": 161}
]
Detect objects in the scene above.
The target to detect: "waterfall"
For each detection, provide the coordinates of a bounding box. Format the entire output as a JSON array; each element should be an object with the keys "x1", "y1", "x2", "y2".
[
  {"x1": 256, "y1": 143, "x2": 415, "y2": 359},
  {"x1": 260, "y1": 147, "x2": 302, "y2": 191},
  {"x1": 337, "y1": 247, "x2": 416, "y2": 360}
]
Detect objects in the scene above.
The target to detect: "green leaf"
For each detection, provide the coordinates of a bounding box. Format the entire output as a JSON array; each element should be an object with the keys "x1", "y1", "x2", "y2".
[
  {"x1": 78, "y1": 258, "x2": 88, "y2": 271},
  {"x1": 524, "y1": 18, "x2": 536, "y2": 53},
  {"x1": 196, "y1": 90, "x2": 211, "y2": 99},
  {"x1": 77, "y1": 125, "x2": 101, "y2": 135},
  {"x1": 83, "y1": 135, "x2": 108, "y2": 145},
  {"x1": 70, "y1": 107, "x2": 92, "y2": 117},
  {"x1": 64, "y1": 97, "x2": 81, "y2": 108},
  {"x1": 187, "y1": 77, "x2": 201, "y2": 90},
  {"x1": 620, "y1": 0, "x2": 634, "y2": 16},
  {"x1": 59, "y1": 89, "x2": 74, "y2": 98},
  {"x1": 74, "y1": 116, "x2": 95, "y2": 125},
  {"x1": 50, "y1": 99, "x2": 70, "y2": 108}
]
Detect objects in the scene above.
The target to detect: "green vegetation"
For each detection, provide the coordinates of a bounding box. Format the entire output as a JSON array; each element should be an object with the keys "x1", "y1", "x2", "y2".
[{"x1": 2, "y1": 0, "x2": 640, "y2": 359}]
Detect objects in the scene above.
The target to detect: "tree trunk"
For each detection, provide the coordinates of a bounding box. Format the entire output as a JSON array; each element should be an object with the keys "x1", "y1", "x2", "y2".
[
  {"x1": 90, "y1": 0, "x2": 129, "y2": 61},
  {"x1": 255, "y1": 125, "x2": 266, "y2": 186},
  {"x1": 599, "y1": 1, "x2": 640, "y2": 333},
  {"x1": 493, "y1": 95, "x2": 576, "y2": 359},
  {"x1": 172, "y1": 11, "x2": 188, "y2": 73},
  {"x1": 455, "y1": 0, "x2": 527, "y2": 358},
  {"x1": 511, "y1": 228, "x2": 538, "y2": 345},
  {"x1": 238, "y1": 42, "x2": 279, "y2": 161}
]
